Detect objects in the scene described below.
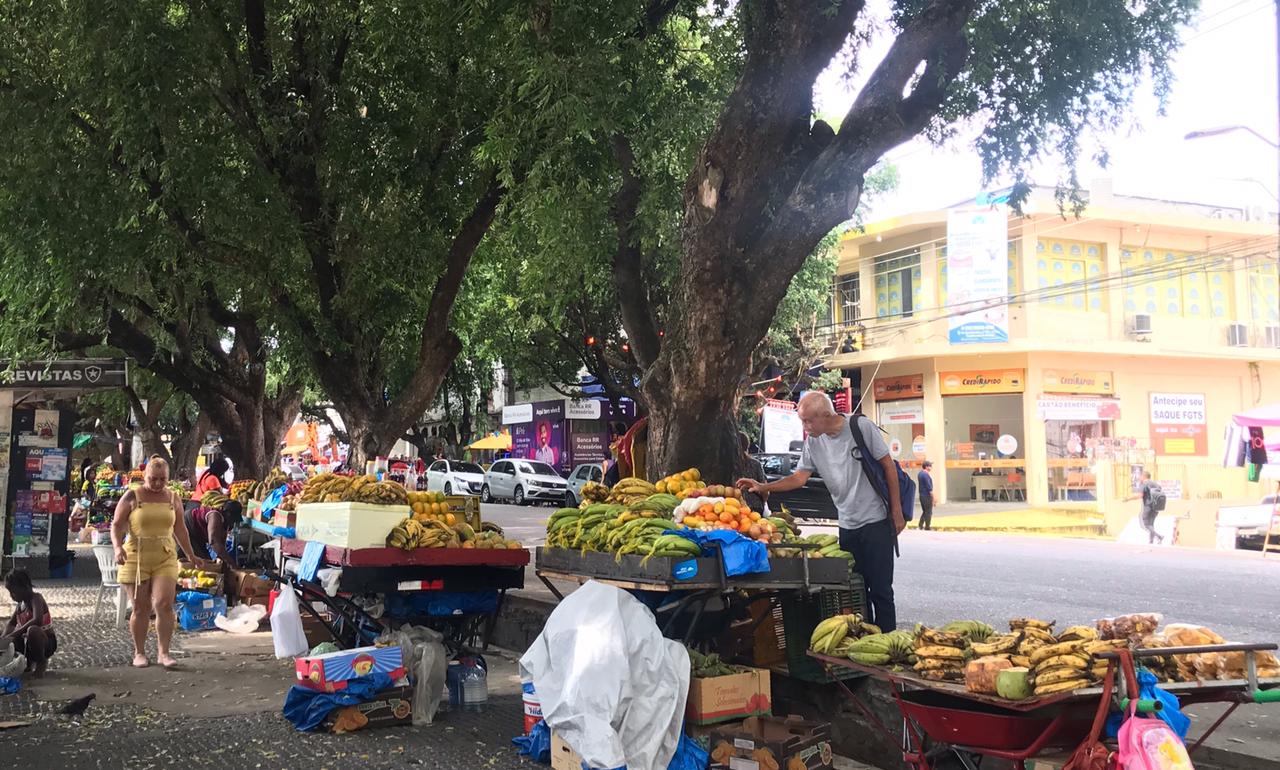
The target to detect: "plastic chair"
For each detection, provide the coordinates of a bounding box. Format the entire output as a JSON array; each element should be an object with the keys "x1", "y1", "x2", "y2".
[{"x1": 92, "y1": 544, "x2": 129, "y2": 628}]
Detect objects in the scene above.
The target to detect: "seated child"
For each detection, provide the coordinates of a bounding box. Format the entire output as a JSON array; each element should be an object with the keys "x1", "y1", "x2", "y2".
[{"x1": 2, "y1": 570, "x2": 56, "y2": 677}]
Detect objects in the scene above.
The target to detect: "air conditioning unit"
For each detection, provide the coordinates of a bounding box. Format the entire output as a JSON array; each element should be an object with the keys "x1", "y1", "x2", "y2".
[
  {"x1": 1226, "y1": 323, "x2": 1249, "y2": 347},
  {"x1": 1128, "y1": 314, "x2": 1153, "y2": 336},
  {"x1": 1264, "y1": 325, "x2": 1280, "y2": 348}
]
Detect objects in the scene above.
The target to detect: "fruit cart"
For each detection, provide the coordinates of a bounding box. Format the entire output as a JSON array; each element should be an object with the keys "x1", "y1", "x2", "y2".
[
  {"x1": 809, "y1": 642, "x2": 1280, "y2": 769},
  {"x1": 535, "y1": 544, "x2": 868, "y2": 682},
  {"x1": 275, "y1": 538, "x2": 529, "y2": 653}
]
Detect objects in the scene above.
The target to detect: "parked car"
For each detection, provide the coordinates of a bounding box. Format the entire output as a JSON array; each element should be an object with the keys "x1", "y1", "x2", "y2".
[
  {"x1": 753, "y1": 453, "x2": 837, "y2": 520},
  {"x1": 425, "y1": 459, "x2": 486, "y2": 496},
  {"x1": 564, "y1": 463, "x2": 605, "y2": 507},
  {"x1": 482, "y1": 459, "x2": 567, "y2": 506}
]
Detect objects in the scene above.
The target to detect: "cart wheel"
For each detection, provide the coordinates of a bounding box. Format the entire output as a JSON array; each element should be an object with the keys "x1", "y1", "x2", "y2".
[{"x1": 481, "y1": 485, "x2": 492, "y2": 503}]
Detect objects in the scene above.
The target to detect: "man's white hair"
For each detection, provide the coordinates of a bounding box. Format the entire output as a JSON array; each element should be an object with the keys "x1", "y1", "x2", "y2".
[{"x1": 798, "y1": 391, "x2": 836, "y2": 415}]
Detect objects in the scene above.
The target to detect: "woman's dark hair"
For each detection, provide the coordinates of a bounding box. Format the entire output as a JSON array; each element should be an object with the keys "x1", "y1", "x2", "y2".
[
  {"x1": 208, "y1": 457, "x2": 230, "y2": 476},
  {"x1": 220, "y1": 500, "x2": 244, "y2": 527},
  {"x1": 4, "y1": 569, "x2": 33, "y2": 594}
]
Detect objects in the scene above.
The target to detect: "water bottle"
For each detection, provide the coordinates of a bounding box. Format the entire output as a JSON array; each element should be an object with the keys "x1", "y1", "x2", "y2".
[{"x1": 459, "y1": 656, "x2": 488, "y2": 712}]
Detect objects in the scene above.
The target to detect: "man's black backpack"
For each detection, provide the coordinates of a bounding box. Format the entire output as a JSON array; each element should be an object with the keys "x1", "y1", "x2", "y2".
[
  {"x1": 1147, "y1": 482, "x2": 1167, "y2": 512},
  {"x1": 848, "y1": 415, "x2": 916, "y2": 522}
]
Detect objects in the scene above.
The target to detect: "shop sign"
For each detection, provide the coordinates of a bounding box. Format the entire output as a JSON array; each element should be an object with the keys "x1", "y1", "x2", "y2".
[
  {"x1": 889, "y1": 438, "x2": 903, "y2": 458},
  {"x1": 874, "y1": 375, "x2": 924, "y2": 401},
  {"x1": 565, "y1": 399, "x2": 602, "y2": 420},
  {"x1": 1149, "y1": 392, "x2": 1207, "y2": 456},
  {"x1": 533, "y1": 400, "x2": 565, "y2": 421},
  {"x1": 879, "y1": 401, "x2": 924, "y2": 424},
  {"x1": 1043, "y1": 368, "x2": 1114, "y2": 395},
  {"x1": 996, "y1": 434, "x2": 1018, "y2": 455},
  {"x1": 1155, "y1": 479, "x2": 1183, "y2": 500},
  {"x1": 940, "y1": 369, "x2": 1024, "y2": 395},
  {"x1": 1036, "y1": 397, "x2": 1121, "y2": 421},
  {"x1": 946, "y1": 208, "x2": 1010, "y2": 345},
  {"x1": 0, "y1": 358, "x2": 128, "y2": 389},
  {"x1": 501, "y1": 403, "x2": 533, "y2": 425},
  {"x1": 911, "y1": 437, "x2": 927, "y2": 458}
]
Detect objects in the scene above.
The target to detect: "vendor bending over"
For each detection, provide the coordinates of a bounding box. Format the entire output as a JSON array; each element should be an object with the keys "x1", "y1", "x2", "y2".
[
  {"x1": 184, "y1": 499, "x2": 244, "y2": 568},
  {"x1": 2, "y1": 569, "x2": 56, "y2": 677}
]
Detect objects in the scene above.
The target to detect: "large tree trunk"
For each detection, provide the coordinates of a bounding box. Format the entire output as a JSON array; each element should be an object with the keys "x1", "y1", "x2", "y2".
[{"x1": 171, "y1": 411, "x2": 211, "y2": 479}]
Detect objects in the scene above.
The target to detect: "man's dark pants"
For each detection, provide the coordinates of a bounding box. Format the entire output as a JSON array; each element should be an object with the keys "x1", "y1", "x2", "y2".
[
  {"x1": 918, "y1": 498, "x2": 934, "y2": 530},
  {"x1": 839, "y1": 518, "x2": 896, "y2": 632}
]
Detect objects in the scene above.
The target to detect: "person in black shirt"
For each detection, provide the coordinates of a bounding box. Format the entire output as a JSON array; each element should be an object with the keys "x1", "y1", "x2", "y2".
[{"x1": 916, "y1": 460, "x2": 935, "y2": 530}]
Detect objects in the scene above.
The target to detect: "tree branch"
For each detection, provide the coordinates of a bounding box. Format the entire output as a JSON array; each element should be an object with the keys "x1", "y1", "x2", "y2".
[{"x1": 610, "y1": 134, "x2": 663, "y2": 369}]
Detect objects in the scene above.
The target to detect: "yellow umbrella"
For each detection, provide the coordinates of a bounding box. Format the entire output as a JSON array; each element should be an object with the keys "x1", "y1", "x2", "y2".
[{"x1": 467, "y1": 432, "x2": 512, "y2": 451}]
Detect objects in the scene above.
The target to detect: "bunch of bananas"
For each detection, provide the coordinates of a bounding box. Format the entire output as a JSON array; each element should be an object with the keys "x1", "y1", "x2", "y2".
[
  {"x1": 230, "y1": 479, "x2": 257, "y2": 505},
  {"x1": 1007, "y1": 618, "x2": 1057, "y2": 667},
  {"x1": 1028, "y1": 640, "x2": 1095, "y2": 695},
  {"x1": 300, "y1": 473, "x2": 352, "y2": 503},
  {"x1": 688, "y1": 648, "x2": 745, "y2": 678},
  {"x1": 786, "y1": 533, "x2": 854, "y2": 561},
  {"x1": 387, "y1": 517, "x2": 458, "y2": 550},
  {"x1": 913, "y1": 626, "x2": 974, "y2": 681},
  {"x1": 844, "y1": 630, "x2": 917, "y2": 666},
  {"x1": 1084, "y1": 638, "x2": 1129, "y2": 680},
  {"x1": 606, "y1": 477, "x2": 659, "y2": 506},
  {"x1": 972, "y1": 633, "x2": 1021, "y2": 657},
  {"x1": 299, "y1": 474, "x2": 409, "y2": 506},
  {"x1": 200, "y1": 490, "x2": 230, "y2": 509},
  {"x1": 244, "y1": 469, "x2": 288, "y2": 502},
  {"x1": 545, "y1": 501, "x2": 688, "y2": 563},
  {"x1": 941, "y1": 619, "x2": 997, "y2": 643},
  {"x1": 809, "y1": 614, "x2": 880, "y2": 655},
  {"x1": 579, "y1": 481, "x2": 610, "y2": 505},
  {"x1": 177, "y1": 567, "x2": 220, "y2": 590}
]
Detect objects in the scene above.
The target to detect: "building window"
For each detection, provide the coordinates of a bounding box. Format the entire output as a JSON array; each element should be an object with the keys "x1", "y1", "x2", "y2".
[
  {"x1": 1035, "y1": 239, "x2": 1105, "y2": 312},
  {"x1": 834, "y1": 272, "x2": 860, "y2": 324},
  {"x1": 1121, "y1": 247, "x2": 1236, "y2": 320},
  {"x1": 874, "y1": 250, "x2": 921, "y2": 319},
  {"x1": 938, "y1": 243, "x2": 1019, "y2": 308},
  {"x1": 1248, "y1": 257, "x2": 1279, "y2": 324}
]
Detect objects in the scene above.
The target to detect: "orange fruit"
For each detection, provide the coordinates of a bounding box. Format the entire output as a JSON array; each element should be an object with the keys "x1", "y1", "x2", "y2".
[
  {"x1": 445, "y1": 513, "x2": 457, "y2": 525},
  {"x1": 461, "y1": 541, "x2": 476, "y2": 549},
  {"x1": 749, "y1": 511, "x2": 761, "y2": 521},
  {"x1": 718, "y1": 511, "x2": 733, "y2": 523}
]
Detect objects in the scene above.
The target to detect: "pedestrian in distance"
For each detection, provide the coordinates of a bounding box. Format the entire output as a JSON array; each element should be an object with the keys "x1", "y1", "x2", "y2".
[
  {"x1": 1124, "y1": 471, "x2": 1166, "y2": 545},
  {"x1": 112, "y1": 456, "x2": 211, "y2": 668},
  {"x1": 193, "y1": 456, "x2": 230, "y2": 500},
  {"x1": 1, "y1": 569, "x2": 56, "y2": 678},
  {"x1": 917, "y1": 460, "x2": 935, "y2": 530},
  {"x1": 736, "y1": 392, "x2": 905, "y2": 631}
]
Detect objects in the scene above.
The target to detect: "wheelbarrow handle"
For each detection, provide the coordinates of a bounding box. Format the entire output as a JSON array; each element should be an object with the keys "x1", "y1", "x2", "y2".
[
  {"x1": 1120, "y1": 698, "x2": 1163, "y2": 714},
  {"x1": 1255, "y1": 689, "x2": 1280, "y2": 704}
]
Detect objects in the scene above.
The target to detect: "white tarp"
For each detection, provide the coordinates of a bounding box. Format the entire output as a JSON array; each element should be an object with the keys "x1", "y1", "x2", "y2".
[{"x1": 519, "y1": 581, "x2": 690, "y2": 770}]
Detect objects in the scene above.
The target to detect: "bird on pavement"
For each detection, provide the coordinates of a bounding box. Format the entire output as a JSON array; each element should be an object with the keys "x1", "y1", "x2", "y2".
[{"x1": 59, "y1": 693, "x2": 96, "y2": 716}]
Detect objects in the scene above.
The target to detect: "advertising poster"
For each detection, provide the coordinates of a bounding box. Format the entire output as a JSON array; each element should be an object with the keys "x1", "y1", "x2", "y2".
[
  {"x1": 873, "y1": 375, "x2": 925, "y2": 401},
  {"x1": 939, "y1": 369, "x2": 1024, "y2": 395},
  {"x1": 19, "y1": 408, "x2": 59, "y2": 447},
  {"x1": 761, "y1": 400, "x2": 803, "y2": 454},
  {"x1": 511, "y1": 423, "x2": 534, "y2": 461},
  {"x1": 1149, "y1": 392, "x2": 1208, "y2": 456},
  {"x1": 26, "y1": 447, "x2": 69, "y2": 481},
  {"x1": 529, "y1": 400, "x2": 566, "y2": 473},
  {"x1": 946, "y1": 208, "x2": 1009, "y2": 344}
]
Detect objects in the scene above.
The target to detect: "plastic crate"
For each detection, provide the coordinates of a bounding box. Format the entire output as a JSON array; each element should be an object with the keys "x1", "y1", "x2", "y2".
[{"x1": 779, "y1": 573, "x2": 867, "y2": 683}]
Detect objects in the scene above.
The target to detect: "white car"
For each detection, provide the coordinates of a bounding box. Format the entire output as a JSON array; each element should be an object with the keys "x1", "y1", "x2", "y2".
[
  {"x1": 482, "y1": 459, "x2": 567, "y2": 506},
  {"x1": 425, "y1": 460, "x2": 486, "y2": 496},
  {"x1": 564, "y1": 463, "x2": 605, "y2": 507}
]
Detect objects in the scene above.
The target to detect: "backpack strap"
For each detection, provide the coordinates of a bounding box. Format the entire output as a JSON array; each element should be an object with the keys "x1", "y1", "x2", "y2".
[{"x1": 847, "y1": 415, "x2": 890, "y2": 506}]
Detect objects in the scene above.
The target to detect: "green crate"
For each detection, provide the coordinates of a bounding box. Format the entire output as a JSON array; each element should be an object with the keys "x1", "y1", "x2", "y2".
[{"x1": 779, "y1": 573, "x2": 867, "y2": 683}]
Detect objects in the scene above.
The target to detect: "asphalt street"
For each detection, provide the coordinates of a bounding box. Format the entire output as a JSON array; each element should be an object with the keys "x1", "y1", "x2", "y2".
[{"x1": 484, "y1": 500, "x2": 1280, "y2": 642}]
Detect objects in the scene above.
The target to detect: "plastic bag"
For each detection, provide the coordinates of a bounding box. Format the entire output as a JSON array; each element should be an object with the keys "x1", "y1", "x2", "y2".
[
  {"x1": 1107, "y1": 669, "x2": 1191, "y2": 740},
  {"x1": 0, "y1": 642, "x2": 25, "y2": 678},
  {"x1": 376, "y1": 625, "x2": 447, "y2": 725},
  {"x1": 667, "y1": 732, "x2": 710, "y2": 770},
  {"x1": 0, "y1": 676, "x2": 19, "y2": 695},
  {"x1": 511, "y1": 719, "x2": 552, "y2": 762},
  {"x1": 282, "y1": 671, "x2": 392, "y2": 732},
  {"x1": 1095, "y1": 613, "x2": 1163, "y2": 642},
  {"x1": 270, "y1": 586, "x2": 309, "y2": 658},
  {"x1": 214, "y1": 603, "x2": 268, "y2": 635}
]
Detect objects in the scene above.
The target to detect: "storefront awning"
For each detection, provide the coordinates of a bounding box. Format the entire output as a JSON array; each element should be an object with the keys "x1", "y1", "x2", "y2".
[
  {"x1": 1232, "y1": 404, "x2": 1280, "y2": 428},
  {"x1": 467, "y1": 433, "x2": 512, "y2": 451}
]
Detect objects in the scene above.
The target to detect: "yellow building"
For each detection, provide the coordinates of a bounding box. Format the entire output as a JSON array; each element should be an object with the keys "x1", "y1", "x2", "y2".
[{"x1": 823, "y1": 183, "x2": 1280, "y2": 519}]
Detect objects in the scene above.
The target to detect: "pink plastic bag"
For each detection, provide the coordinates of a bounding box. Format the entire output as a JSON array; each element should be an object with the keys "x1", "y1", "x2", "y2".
[{"x1": 1116, "y1": 703, "x2": 1194, "y2": 770}]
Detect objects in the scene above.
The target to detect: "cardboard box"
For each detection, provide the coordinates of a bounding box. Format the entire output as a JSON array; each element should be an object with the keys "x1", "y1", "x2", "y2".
[
  {"x1": 707, "y1": 716, "x2": 834, "y2": 770},
  {"x1": 550, "y1": 733, "x2": 584, "y2": 770},
  {"x1": 687, "y1": 667, "x2": 772, "y2": 726},
  {"x1": 687, "y1": 720, "x2": 743, "y2": 753},
  {"x1": 300, "y1": 612, "x2": 333, "y2": 649},
  {"x1": 321, "y1": 684, "x2": 415, "y2": 733},
  {"x1": 295, "y1": 645, "x2": 406, "y2": 692},
  {"x1": 176, "y1": 594, "x2": 227, "y2": 632},
  {"x1": 228, "y1": 569, "x2": 275, "y2": 599}
]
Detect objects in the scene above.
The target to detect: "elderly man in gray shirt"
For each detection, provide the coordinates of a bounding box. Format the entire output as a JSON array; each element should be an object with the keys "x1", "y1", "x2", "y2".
[{"x1": 737, "y1": 392, "x2": 905, "y2": 630}]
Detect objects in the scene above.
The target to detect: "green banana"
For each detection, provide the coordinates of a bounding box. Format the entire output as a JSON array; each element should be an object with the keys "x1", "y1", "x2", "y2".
[{"x1": 849, "y1": 652, "x2": 892, "y2": 665}]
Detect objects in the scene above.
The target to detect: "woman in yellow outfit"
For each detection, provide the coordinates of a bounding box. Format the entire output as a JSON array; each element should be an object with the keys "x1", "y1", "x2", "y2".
[{"x1": 111, "y1": 456, "x2": 208, "y2": 668}]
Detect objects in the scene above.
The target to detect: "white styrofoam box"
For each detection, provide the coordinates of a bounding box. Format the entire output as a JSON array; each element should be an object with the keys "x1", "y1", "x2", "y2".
[{"x1": 293, "y1": 502, "x2": 412, "y2": 549}]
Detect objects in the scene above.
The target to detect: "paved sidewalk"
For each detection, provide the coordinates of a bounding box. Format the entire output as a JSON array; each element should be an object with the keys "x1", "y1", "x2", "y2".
[{"x1": 1, "y1": 579, "x2": 538, "y2": 770}]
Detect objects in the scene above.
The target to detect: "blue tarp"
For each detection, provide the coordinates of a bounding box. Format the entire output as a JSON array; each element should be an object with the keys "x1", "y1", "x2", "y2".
[
  {"x1": 282, "y1": 672, "x2": 393, "y2": 732},
  {"x1": 667, "y1": 529, "x2": 769, "y2": 576}
]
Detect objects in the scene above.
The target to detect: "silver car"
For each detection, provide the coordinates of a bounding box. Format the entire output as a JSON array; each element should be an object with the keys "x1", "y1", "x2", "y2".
[
  {"x1": 564, "y1": 463, "x2": 605, "y2": 507},
  {"x1": 425, "y1": 459, "x2": 486, "y2": 496},
  {"x1": 482, "y1": 459, "x2": 567, "y2": 506}
]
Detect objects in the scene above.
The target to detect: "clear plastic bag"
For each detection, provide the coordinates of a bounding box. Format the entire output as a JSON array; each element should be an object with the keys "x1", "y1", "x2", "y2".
[
  {"x1": 214, "y1": 603, "x2": 268, "y2": 635},
  {"x1": 376, "y1": 625, "x2": 447, "y2": 725},
  {"x1": 0, "y1": 642, "x2": 26, "y2": 678}
]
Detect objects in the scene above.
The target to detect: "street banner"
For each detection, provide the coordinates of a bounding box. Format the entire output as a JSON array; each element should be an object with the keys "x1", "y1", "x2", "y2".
[
  {"x1": 1042, "y1": 369, "x2": 1114, "y2": 395},
  {"x1": 761, "y1": 401, "x2": 803, "y2": 454},
  {"x1": 946, "y1": 208, "x2": 1009, "y2": 344}
]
